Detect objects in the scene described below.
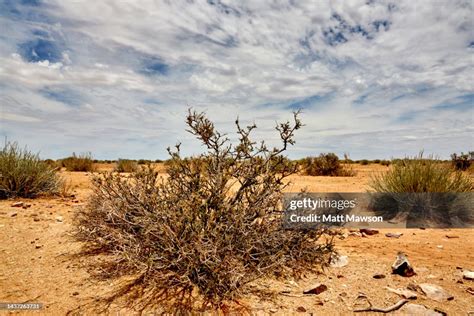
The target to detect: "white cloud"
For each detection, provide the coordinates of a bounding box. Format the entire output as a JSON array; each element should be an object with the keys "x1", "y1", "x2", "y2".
[{"x1": 0, "y1": 0, "x2": 472, "y2": 159}]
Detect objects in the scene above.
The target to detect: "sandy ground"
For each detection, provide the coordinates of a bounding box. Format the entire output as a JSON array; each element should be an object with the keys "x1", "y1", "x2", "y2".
[{"x1": 0, "y1": 164, "x2": 473, "y2": 315}]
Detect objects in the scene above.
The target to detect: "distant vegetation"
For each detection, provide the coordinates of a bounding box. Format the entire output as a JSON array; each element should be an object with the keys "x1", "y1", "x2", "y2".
[
  {"x1": 0, "y1": 142, "x2": 62, "y2": 199},
  {"x1": 371, "y1": 153, "x2": 472, "y2": 193},
  {"x1": 61, "y1": 152, "x2": 95, "y2": 172},
  {"x1": 114, "y1": 159, "x2": 138, "y2": 173},
  {"x1": 300, "y1": 153, "x2": 356, "y2": 176},
  {"x1": 451, "y1": 152, "x2": 473, "y2": 171}
]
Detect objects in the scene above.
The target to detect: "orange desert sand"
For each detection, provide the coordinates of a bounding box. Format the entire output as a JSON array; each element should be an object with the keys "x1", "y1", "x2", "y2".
[{"x1": 1, "y1": 164, "x2": 473, "y2": 315}]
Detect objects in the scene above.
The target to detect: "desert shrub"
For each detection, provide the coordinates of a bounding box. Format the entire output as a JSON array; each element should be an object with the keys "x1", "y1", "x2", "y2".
[
  {"x1": 373, "y1": 159, "x2": 381, "y2": 164},
  {"x1": 359, "y1": 159, "x2": 369, "y2": 165},
  {"x1": 43, "y1": 159, "x2": 59, "y2": 169},
  {"x1": 302, "y1": 153, "x2": 355, "y2": 176},
  {"x1": 137, "y1": 159, "x2": 153, "y2": 165},
  {"x1": 114, "y1": 159, "x2": 138, "y2": 172},
  {"x1": 75, "y1": 110, "x2": 334, "y2": 311},
  {"x1": 0, "y1": 142, "x2": 62, "y2": 199},
  {"x1": 154, "y1": 159, "x2": 163, "y2": 163},
  {"x1": 61, "y1": 152, "x2": 95, "y2": 172},
  {"x1": 370, "y1": 153, "x2": 472, "y2": 193},
  {"x1": 451, "y1": 152, "x2": 472, "y2": 171},
  {"x1": 380, "y1": 160, "x2": 391, "y2": 166}
]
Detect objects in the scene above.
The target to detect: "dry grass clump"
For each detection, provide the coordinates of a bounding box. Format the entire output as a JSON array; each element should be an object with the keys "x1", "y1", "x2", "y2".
[
  {"x1": 114, "y1": 159, "x2": 138, "y2": 173},
  {"x1": 301, "y1": 153, "x2": 356, "y2": 176},
  {"x1": 371, "y1": 153, "x2": 472, "y2": 193},
  {"x1": 0, "y1": 142, "x2": 62, "y2": 199},
  {"x1": 75, "y1": 110, "x2": 334, "y2": 312},
  {"x1": 61, "y1": 152, "x2": 95, "y2": 172}
]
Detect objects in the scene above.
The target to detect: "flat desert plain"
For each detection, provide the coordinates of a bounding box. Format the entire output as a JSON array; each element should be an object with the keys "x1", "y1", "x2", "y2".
[{"x1": 0, "y1": 164, "x2": 473, "y2": 315}]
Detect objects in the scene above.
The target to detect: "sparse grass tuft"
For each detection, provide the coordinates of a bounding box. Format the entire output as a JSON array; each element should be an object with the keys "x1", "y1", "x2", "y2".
[
  {"x1": 0, "y1": 142, "x2": 62, "y2": 199},
  {"x1": 370, "y1": 153, "x2": 472, "y2": 193},
  {"x1": 75, "y1": 110, "x2": 334, "y2": 312},
  {"x1": 61, "y1": 152, "x2": 95, "y2": 172}
]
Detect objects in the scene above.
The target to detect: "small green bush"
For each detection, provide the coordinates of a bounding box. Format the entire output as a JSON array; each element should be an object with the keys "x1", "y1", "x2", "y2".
[
  {"x1": 114, "y1": 159, "x2": 138, "y2": 173},
  {"x1": 61, "y1": 152, "x2": 95, "y2": 172},
  {"x1": 370, "y1": 154, "x2": 472, "y2": 192},
  {"x1": 451, "y1": 152, "x2": 472, "y2": 171},
  {"x1": 0, "y1": 142, "x2": 62, "y2": 199},
  {"x1": 302, "y1": 153, "x2": 355, "y2": 176}
]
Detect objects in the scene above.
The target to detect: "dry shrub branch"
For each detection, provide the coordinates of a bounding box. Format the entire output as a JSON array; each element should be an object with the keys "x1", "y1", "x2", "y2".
[{"x1": 75, "y1": 110, "x2": 334, "y2": 312}]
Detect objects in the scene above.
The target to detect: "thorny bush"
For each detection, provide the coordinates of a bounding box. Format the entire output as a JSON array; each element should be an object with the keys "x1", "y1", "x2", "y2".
[{"x1": 75, "y1": 110, "x2": 334, "y2": 312}]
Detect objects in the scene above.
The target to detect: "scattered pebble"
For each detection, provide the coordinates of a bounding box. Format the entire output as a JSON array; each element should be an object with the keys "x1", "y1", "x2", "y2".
[
  {"x1": 385, "y1": 232, "x2": 403, "y2": 238},
  {"x1": 373, "y1": 273, "x2": 386, "y2": 279},
  {"x1": 385, "y1": 286, "x2": 417, "y2": 299},
  {"x1": 10, "y1": 212, "x2": 17, "y2": 217},
  {"x1": 463, "y1": 270, "x2": 474, "y2": 280},
  {"x1": 296, "y1": 306, "x2": 306, "y2": 313},
  {"x1": 360, "y1": 228, "x2": 379, "y2": 236},
  {"x1": 419, "y1": 283, "x2": 454, "y2": 302},
  {"x1": 401, "y1": 303, "x2": 445, "y2": 316},
  {"x1": 55, "y1": 216, "x2": 64, "y2": 223},
  {"x1": 303, "y1": 283, "x2": 328, "y2": 295},
  {"x1": 445, "y1": 235, "x2": 459, "y2": 239},
  {"x1": 330, "y1": 255, "x2": 349, "y2": 268},
  {"x1": 392, "y1": 252, "x2": 416, "y2": 277},
  {"x1": 11, "y1": 202, "x2": 24, "y2": 207}
]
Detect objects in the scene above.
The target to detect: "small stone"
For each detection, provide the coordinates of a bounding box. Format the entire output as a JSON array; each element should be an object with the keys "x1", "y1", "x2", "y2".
[
  {"x1": 445, "y1": 234, "x2": 459, "y2": 239},
  {"x1": 463, "y1": 270, "x2": 474, "y2": 280},
  {"x1": 55, "y1": 216, "x2": 63, "y2": 222},
  {"x1": 296, "y1": 306, "x2": 306, "y2": 313},
  {"x1": 373, "y1": 273, "x2": 386, "y2": 279},
  {"x1": 392, "y1": 252, "x2": 416, "y2": 277},
  {"x1": 35, "y1": 245, "x2": 42, "y2": 249},
  {"x1": 33, "y1": 218, "x2": 40, "y2": 222},
  {"x1": 330, "y1": 255, "x2": 349, "y2": 268},
  {"x1": 10, "y1": 212, "x2": 18, "y2": 217},
  {"x1": 349, "y1": 232, "x2": 362, "y2": 237},
  {"x1": 467, "y1": 287, "x2": 474, "y2": 295},
  {"x1": 72, "y1": 291, "x2": 79, "y2": 296},
  {"x1": 360, "y1": 228, "x2": 379, "y2": 235},
  {"x1": 11, "y1": 202, "x2": 24, "y2": 207},
  {"x1": 303, "y1": 283, "x2": 328, "y2": 295},
  {"x1": 401, "y1": 303, "x2": 444, "y2": 316},
  {"x1": 419, "y1": 283, "x2": 454, "y2": 302},
  {"x1": 385, "y1": 286, "x2": 417, "y2": 299},
  {"x1": 385, "y1": 232, "x2": 403, "y2": 238},
  {"x1": 436, "y1": 245, "x2": 443, "y2": 249}
]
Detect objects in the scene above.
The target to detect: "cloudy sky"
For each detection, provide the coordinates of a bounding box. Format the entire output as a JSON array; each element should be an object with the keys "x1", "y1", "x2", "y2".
[{"x1": 0, "y1": 0, "x2": 472, "y2": 160}]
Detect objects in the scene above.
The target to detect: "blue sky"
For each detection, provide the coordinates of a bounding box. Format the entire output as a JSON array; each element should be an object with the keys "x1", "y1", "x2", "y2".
[{"x1": 0, "y1": 0, "x2": 472, "y2": 160}]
